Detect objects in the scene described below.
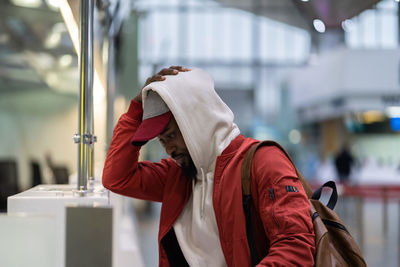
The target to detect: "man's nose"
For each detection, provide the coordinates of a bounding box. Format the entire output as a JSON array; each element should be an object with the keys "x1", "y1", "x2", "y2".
[{"x1": 165, "y1": 143, "x2": 176, "y2": 156}]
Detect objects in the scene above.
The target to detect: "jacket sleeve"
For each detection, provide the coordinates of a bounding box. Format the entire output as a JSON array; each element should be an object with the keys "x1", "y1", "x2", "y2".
[
  {"x1": 102, "y1": 99, "x2": 174, "y2": 202},
  {"x1": 253, "y1": 146, "x2": 315, "y2": 267}
]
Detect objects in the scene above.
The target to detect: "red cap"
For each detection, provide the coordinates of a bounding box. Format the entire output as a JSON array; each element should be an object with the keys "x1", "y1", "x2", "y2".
[{"x1": 131, "y1": 111, "x2": 172, "y2": 146}]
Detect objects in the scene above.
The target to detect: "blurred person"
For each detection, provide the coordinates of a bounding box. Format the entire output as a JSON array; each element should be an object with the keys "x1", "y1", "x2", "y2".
[
  {"x1": 103, "y1": 66, "x2": 315, "y2": 266},
  {"x1": 334, "y1": 145, "x2": 354, "y2": 184}
]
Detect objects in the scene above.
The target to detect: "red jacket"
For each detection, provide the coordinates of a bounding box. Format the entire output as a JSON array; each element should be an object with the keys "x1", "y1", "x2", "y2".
[{"x1": 103, "y1": 100, "x2": 315, "y2": 266}]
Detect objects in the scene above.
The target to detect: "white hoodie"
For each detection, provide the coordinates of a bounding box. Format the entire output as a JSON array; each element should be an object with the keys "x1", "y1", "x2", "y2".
[{"x1": 142, "y1": 68, "x2": 240, "y2": 266}]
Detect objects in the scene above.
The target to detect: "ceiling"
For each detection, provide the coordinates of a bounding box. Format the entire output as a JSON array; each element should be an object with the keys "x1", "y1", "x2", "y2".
[
  {"x1": 0, "y1": 0, "x2": 385, "y2": 112},
  {"x1": 0, "y1": 1, "x2": 77, "y2": 111},
  {"x1": 216, "y1": 0, "x2": 382, "y2": 30}
]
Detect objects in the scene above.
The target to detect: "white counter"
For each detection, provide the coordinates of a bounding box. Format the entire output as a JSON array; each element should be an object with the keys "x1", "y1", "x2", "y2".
[{"x1": 6, "y1": 183, "x2": 144, "y2": 267}]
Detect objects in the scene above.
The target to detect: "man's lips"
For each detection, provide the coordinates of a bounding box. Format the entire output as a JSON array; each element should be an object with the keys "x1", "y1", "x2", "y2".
[{"x1": 172, "y1": 154, "x2": 185, "y2": 165}]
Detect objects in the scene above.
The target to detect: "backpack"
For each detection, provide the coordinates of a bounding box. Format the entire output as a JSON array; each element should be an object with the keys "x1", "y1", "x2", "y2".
[{"x1": 241, "y1": 141, "x2": 367, "y2": 267}]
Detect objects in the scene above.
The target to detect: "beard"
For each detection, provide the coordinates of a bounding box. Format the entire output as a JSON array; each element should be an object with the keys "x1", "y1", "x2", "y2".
[{"x1": 172, "y1": 152, "x2": 197, "y2": 182}]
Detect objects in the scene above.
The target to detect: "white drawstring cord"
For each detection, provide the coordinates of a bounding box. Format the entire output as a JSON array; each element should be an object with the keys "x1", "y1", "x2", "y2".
[{"x1": 200, "y1": 167, "x2": 206, "y2": 219}]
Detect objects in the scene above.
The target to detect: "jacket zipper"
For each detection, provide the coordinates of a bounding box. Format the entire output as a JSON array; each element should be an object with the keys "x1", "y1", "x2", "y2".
[{"x1": 269, "y1": 188, "x2": 275, "y2": 199}]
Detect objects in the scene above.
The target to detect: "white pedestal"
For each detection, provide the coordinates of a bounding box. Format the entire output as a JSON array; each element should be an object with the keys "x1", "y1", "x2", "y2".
[
  {"x1": 0, "y1": 213, "x2": 57, "y2": 267},
  {"x1": 8, "y1": 184, "x2": 108, "y2": 267},
  {"x1": 7, "y1": 183, "x2": 144, "y2": 267}
]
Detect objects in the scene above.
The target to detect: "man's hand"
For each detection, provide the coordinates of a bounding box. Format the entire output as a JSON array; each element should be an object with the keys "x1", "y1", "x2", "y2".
[{"x1": 134, "y1": 66, "x2": 190, "y2": 103}]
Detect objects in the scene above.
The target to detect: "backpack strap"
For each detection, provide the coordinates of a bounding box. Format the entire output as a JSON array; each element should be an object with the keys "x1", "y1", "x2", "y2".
[
  {"x1": 241, "y1": 140, "x2": 313, "y2": 198},
  {"x1": 241, "y1": 143, "x2": 262, "y2": 266},
  {"x1": 241, "y1": 143, "x2": 260, "y2": 196}
]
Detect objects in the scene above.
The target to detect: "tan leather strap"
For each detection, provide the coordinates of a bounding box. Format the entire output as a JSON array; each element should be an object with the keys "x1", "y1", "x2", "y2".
[
  {"x1": 241, "y1": 143, "x2": 259, "y2": 195},
  {"x1": 241, "y1": 140, "x2": 313, "y2": 198}
]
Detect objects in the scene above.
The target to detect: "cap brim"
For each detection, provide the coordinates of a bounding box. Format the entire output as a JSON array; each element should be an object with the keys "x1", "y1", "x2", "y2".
[{"x1": 131, "y1": 111, "x2": 172, "y2": 146}]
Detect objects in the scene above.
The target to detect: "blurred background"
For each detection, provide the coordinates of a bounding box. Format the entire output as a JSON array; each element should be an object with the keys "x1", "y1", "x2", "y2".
[{"x1": 0, "y1": 0, "x2": 399, "y2": 266}]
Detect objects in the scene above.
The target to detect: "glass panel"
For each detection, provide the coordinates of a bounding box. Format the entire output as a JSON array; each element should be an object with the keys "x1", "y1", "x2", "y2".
[
  {"x1": 292, "y1": 28, "x2": 310, "y2": 62},
  {"x1": 380, "y1": 12, "x2": 397, "y2": 48},
  {"x1": 360, "y1": 10, "x2": 377, "y2": 48},
  {"x1": 345, "y1": 0, "x2": 398, "y2": 48},
  {"x1": 231, "y1": 9, "x2": 253, "y2": 61}
]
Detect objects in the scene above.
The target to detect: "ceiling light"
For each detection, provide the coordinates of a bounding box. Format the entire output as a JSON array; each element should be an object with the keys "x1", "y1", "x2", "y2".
[
  {"x1": 288, "y1": 129, "x2": 302, "y2": 144},
  {"x1": 301, "y1": 0, "x2": 309, "y2": 2},
  {"x1": 11, "y1": 0, "x2": 41, "y2": 8},
  {"x1": 53, "y1": 23, "x2": 67, "y2": 33},
  {"x1": 58, "y1": 54, "x2": 73, "y2": 68},
  {"x1": 313, "y1": 19, "x2": 326, "y2": 33},
  {"x1": 44, "y1": 32, "x2": 61, "y2": 49},
  {"x1": 44, "y1": 23, "x2": 67, "y2": 49},
  {"x1": 45, "y1": 72, "x2": 59, "y2": 88},
  {"x1": 45, "y1": 0, "x2": 60, "y2": 10},
  {"x1": 341, "y1": 19, "x2": 354, "y2": 32}
]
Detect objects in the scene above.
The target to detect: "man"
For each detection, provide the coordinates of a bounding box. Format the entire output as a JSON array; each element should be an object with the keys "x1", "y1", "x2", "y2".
[
  {"x1": 334, "y1": 145, "x2": 354, "y2": 184},
  {"x1": 102, "y1": 66, "x2": 315, "y2": 266}
]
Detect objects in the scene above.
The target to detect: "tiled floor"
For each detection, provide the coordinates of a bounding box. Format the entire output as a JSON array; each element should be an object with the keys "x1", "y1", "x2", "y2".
[
  {"x1": 136, "y1": 202, "x2": 161, "y2": 267},
  {"x1": 136, "y1": 197, "x2": 399, "y2": 267},
  {"x1": 337, "y1": 197, "x2": 399, "y2": 267}
]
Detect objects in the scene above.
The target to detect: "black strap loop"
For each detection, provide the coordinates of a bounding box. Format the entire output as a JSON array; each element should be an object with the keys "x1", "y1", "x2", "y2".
[
  {"x1": 311, "y1": 181, "x2": 338, "y2": 210},
  {"x1": 243, "y1": 195, "x2": 260, "y2": 266},
  {"x1": 311, "y1": 212, "x2": 319, "y2": 222}
]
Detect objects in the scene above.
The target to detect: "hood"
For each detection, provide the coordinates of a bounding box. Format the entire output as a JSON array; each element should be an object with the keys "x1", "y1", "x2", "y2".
[{"x1": 141, "y1": 68, "x2": 240, "y2": 174}]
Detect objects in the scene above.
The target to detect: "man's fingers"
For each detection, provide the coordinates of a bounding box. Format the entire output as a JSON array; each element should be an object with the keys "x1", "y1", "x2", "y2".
[
  {"x1": 143, "y1": 66, "x2": 190, "y2": 88},
  {"x1": 156, "y1": 66, "x2": 191, "y2": 77},
  {"x1": 158, "y1": 68, "x2": 178, "y2": 76},
  {"x1": 143, "y1": 74, "x2": 165, "y2": 88},
  {"x1": 151, "y1": 74, "x2": 166, "y2": 82},
  {"x1": 169, "y1": 66, "x2": 190, "y2": 72}
]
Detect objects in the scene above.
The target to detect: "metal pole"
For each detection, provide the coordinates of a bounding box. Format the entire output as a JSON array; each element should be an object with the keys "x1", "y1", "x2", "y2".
[
  {"x1": 398, "y1": 200, "x2": 400, "y2": 267},
  {"x1": 383, "y1": 187, "x2": 388, "y2": 238},
  {"x1": 356, "y1": 196, "x2": 364, "y2": 253},
  {"x1": 106, "y1": 10, "x2": 117, "y2": 151},
  {"x1": 87, "y1": 0, "x2": 95, "y2": 188},
  {"x1": 74, "y1": 0, "x2": 95, "y2": 194}
]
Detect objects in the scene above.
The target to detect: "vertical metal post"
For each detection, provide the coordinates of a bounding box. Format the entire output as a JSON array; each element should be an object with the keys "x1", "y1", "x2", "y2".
[
  {"x1": 74, "y1": 0, "x2": 95, "y2": 194},
  {"x1": 382, "y1": 187, "x2": 388, "y2": 237},
  {"x1": 356, "y1": 196, "x2": 364, "y2": 253},
  {"x1": 87, "y1": 2, "x2": 95, "y2": 188},
  {"x1": 398, "y1": 200, "x2": 400, "y2": 267},
  {"x1": 106, "y1": 31, "x2": 116, "y2": 150}
]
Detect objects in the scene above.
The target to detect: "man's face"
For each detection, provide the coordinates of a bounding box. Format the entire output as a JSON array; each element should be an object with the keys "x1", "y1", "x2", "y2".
[{"x1": 158, "y1": 116, "x2": 197, "y2": 180}]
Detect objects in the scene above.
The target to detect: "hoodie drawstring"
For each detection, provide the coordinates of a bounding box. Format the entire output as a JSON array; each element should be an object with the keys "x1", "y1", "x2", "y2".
[{"x1": 200, "y1": 167, "x2": 206, "y2": 219}]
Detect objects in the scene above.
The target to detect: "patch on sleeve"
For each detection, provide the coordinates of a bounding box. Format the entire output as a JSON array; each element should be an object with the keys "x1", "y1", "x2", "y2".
[{"x1": 285, "y1": 185, "x2": 299, "y2": 192}]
